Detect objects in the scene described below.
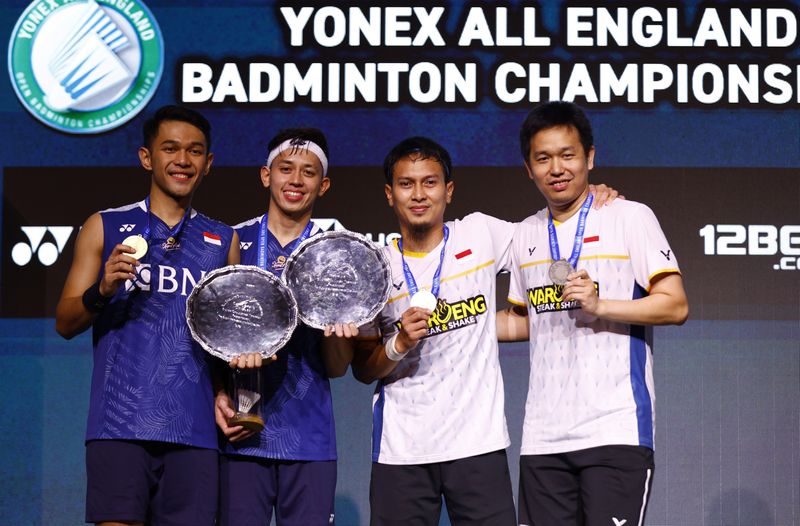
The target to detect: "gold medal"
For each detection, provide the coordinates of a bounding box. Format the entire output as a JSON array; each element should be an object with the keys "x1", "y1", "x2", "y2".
[{"x1": 122, "y1": 234, "x2": 149, "y2": 260}]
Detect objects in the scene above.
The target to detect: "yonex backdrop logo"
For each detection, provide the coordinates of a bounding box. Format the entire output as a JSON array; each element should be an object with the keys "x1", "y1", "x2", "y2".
[
  {"x1": 313, "y1": 218, "x2": 347, "y2": 232},
  {"x1": 8, "y1": 0, "x2": 164, "y2": 133},
  {"x1": 11, "y1": 226, "x2": 73, "y2": 266},
  {"x1": 314, "y1": 217, "x2": 401, "y2": 247}
]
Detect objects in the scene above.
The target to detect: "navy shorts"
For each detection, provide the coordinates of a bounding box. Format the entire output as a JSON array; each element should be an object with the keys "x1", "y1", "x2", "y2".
[
  {"x1": 85, "y1": 439, "x2": 218, "y2": 525},
  {"x1": 370, "y1": 449, "x2": 516, "y2": 526},
  {"x1": 518, "y1": 445, "x2": 654, "y2": 526},
  {"x1": 219, "y1": 454, "x2": 337, "y2": 526}
]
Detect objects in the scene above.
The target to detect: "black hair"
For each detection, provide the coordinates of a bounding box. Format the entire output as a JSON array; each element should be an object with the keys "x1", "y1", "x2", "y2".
[
  {"x1": 519, "y1": 101, "x2": 594, "y2": 162},
  {"x1": 266, "y1": 128, "x2": 329, "y2": 167},
  {"x1": 142, "y1": 105, "x2": 212, "y2": 151},
  {"x1": 383, "y1": 136, "x2": 453, "y2": 185}
]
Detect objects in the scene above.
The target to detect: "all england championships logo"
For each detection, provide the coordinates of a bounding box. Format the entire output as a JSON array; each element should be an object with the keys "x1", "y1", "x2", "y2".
[{"x1": 8, "y1": 0, "x2": 163, "y2": 133}]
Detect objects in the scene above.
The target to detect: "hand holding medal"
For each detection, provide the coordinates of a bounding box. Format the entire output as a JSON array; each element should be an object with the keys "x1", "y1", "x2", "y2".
[
  {"x1": 390, "y1": 305, "x2": 434, "y2": 360},
  {"x1": 560, "y1": 268, "x2": 600, "y2": 315},
  {"x1": 121, "y1": 234, "x2": 148, "y2": 260},
  {"x1": 96, "y1": 242, "x2": 143, "y2": 300},
  {"x1": 387, "y1": 226, "x2": 450, "y2": 361}
]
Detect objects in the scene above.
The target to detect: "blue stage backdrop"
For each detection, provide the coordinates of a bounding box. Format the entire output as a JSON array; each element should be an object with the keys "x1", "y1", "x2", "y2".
[{"x1": 1, "y1": 1, "x2": 798, "y2": 525}]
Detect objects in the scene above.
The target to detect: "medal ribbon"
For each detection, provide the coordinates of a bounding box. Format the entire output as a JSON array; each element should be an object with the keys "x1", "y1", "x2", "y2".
[
  {"x1": 257, "y1": 215, "x2": 314, "y2": 270},
  {"x1": 547, "y1": 193, "x2": 593, "y2": 268},
  {"x1": 142, "y1": 196, "x2": 192, "y2": 244},
  {"x1": 129, "y1": 197, "x2": 192, "y2": 290},
  {"x1": 398, "y1": 225, "x2": 449, "y2": 299}
]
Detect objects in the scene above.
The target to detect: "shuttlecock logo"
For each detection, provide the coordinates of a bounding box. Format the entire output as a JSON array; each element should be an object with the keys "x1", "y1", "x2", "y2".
[{"x1": 8, "y1": 0, "x2": 163, "y2": 133}]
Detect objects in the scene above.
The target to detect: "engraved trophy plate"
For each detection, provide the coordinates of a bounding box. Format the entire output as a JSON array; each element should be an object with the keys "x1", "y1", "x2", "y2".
[
  {"x1": 186, "y1": 265, "x2": 298, "y2": 360},
  {"x1": 282, "y1": 230, "x2": 392, "y2": 329}
]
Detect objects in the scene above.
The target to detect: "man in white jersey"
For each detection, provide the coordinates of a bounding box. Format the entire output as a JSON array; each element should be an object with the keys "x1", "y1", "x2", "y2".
[
  {"x1": 351, "y1": 136, "x2": 518, "y2": 526},
  {"x1": 499, "y1": 101, "x2": 689, "y2": 526}
]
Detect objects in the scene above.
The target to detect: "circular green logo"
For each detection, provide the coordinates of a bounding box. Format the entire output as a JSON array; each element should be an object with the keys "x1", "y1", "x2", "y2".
[{"x1": 7, "y1": 0, "x2": 164, "y2": 134}]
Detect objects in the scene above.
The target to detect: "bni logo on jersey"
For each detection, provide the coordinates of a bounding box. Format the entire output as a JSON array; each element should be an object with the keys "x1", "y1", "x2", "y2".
[{"x1": 7, "y1": 0, "x2": 164, "y2": 134}]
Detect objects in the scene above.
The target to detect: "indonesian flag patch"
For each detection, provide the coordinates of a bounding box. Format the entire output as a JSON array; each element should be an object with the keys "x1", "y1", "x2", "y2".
[
  {"x1": 203, "y1": 231, "x2": 222, "y2": 246},
  {"x1": 455, "y1": 248, "x2": 473, "y2": 260}
]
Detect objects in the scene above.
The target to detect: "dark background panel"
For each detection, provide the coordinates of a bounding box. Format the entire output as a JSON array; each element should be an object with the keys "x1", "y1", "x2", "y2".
[{"x1": 4, "y1": 166, "x2": 798, "y2": 319}]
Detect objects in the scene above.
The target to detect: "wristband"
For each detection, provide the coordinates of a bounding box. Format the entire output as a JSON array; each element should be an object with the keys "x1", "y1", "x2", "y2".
[
  {"x1": 384, "y1": 333, "x2": 406, "y2": 362},
  {"x1": 82, "y1": 281, "x2": 110, "y2": 313}
]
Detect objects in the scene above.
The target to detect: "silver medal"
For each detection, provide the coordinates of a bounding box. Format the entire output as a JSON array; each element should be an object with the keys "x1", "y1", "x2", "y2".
[
  {"x1": 548, "y1": 259, "x2": 575, "y2": 285},
  {"x1": 409, "y1": 290, "x2": 437, "y2": 311}
]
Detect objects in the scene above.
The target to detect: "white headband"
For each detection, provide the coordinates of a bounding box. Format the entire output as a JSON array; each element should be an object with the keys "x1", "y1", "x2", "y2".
[{"x1": 265, "y1": 138, "x2": 329, "y2": 176}]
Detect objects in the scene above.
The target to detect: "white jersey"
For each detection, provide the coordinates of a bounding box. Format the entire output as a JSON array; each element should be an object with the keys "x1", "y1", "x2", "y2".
[
  {"x1": 368, "y1": 213, "x2": 514, "y2": 465},
  {"x1": 508, "y1": 199, "x2": 680, "y2": 455}
]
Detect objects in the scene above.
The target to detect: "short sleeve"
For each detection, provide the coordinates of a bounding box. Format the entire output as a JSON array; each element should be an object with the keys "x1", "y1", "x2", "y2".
[
  {"x1": 506, "y1": 222, "x2": 527, "y2": 307},
  {"x1": 474, "y1": 213, "x2": 515, "y2": 272},
  {"x1": 624, "y1": 204, "x2": 681, "y2": 291}
]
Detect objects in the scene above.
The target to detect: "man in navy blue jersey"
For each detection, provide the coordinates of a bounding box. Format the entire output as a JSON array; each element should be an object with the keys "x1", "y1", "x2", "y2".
[
  {"x1": 56, "y1": 105, "x2": 239, "y2": 526},
  {"x1": 216, "y1": 128, "x2": 354, "y2": 526}
]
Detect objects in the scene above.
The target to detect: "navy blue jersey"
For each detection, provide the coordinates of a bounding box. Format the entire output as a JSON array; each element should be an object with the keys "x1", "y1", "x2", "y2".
[
  {"x1": 86, "y1": 200, "x2": 233, "y2": 450},
  {"x1": 226, "y1": 215, "x2": 336, "y2": 461}
]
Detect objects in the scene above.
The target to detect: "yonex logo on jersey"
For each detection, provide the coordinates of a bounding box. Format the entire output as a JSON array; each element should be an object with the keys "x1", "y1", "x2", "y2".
[
  {"x1": 240, "y1": 241, "x2": 253, "y2": 250},
  {"x1": 527, "y1": 282, "x2": 599, "y2": 314},
  {"x1": 394, "y1": 294, "x2": 487, "y2": 336},
  {"x1": 612, "y1": 518, "x2": 627, "y2": 526},
  {"x1": 8, "y1": 0, "x2": 164, "y2": 134},
  {"x1": 528, "y1": 246, "x2": 536, "y2": 256},
  {"x1": 660, "y1": 249, "x2": 672, "y2": 260},
  {"x1": 11, "y1": 226, "x2": 73, "y2": 266},
  {"x1": 120, "y1": 224, "x2": 136, "y2": 232}
]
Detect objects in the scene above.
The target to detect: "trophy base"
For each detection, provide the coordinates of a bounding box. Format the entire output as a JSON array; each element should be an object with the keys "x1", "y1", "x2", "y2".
[{"x1": 230, "y1": 413, "x2": 264, "y2": 433}]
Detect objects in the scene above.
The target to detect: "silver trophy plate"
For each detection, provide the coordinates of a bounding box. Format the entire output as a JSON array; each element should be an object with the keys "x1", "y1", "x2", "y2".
[
  {"x1": 186, "y1": 265, "x2": 298, "y2": 360},
  {"x1": 282, "y1": 230, "x2": 392, "y2": 329}
]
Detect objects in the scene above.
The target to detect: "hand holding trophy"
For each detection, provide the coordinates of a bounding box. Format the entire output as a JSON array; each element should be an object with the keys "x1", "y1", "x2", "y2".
[
  {"x1": 186, "y1": 265, "x2": 298, "y2": 434},
  {"x1": 282, "y1": 230, "x2": 392, "y2": 330}
]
